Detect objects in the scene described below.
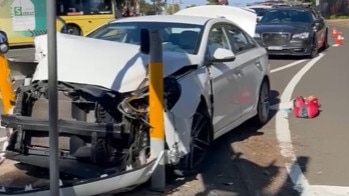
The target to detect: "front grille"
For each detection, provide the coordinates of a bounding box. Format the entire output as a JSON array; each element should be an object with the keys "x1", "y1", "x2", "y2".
[{"x1": 262, "y1": 33, "x2": 290, "y2": 46}]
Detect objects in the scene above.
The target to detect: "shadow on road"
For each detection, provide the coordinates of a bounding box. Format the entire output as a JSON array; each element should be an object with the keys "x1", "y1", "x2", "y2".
[
  {"x1": 115, "y1": 89, "x2": 313, "y2": 196},
  {"x1": 269, "y1": 55, "x2": 307, "y2": 61}
]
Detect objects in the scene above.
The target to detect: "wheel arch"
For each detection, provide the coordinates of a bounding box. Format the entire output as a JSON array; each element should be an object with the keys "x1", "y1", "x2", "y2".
[{"x1": 61, "y1": 23, "x2": 82, "y2": 35}]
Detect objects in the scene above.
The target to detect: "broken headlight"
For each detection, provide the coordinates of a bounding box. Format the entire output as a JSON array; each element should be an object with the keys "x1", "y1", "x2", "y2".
[
  {"x1": 133, "y1": 76, "x2": 181, "y2": 111},
  {"x1": 164, "y1": 76, "x2": 181, "y2": 110}
]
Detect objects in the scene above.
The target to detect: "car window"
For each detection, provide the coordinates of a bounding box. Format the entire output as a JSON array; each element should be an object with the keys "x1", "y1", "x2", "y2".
[
  {"x1": 250, "y1": 8, "x2": 270, "y2": 17},
  {"x1": 207, "y1": 25, "x2": 231, "y2": 56},
  {"x1": 260, "y1": 9, "x2": 313, "y2": 24},
  {"x1": 86, "y1": 22, "x2": 204, "y2": 55},
  {"x1": 224, "y1": 24, "x2": 254, "y2": 54}
]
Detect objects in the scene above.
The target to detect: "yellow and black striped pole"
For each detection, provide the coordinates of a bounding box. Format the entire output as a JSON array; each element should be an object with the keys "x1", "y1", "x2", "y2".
[{"x1": 0, "y1": 31, "x2": 15, "y2": 115}]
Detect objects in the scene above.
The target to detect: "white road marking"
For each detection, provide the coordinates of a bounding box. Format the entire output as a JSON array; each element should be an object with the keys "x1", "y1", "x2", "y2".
[
  {"x1": 270, "y1": 60, "x2": 307, "y2": 73},
  {"x1": 270, "y1": 101, "x2": 293, "y2": 111},
  {"x1": 332, "y1": 44, "x2": 340, "y2": 47},
  {"x1": 312, "y1": 185, "x2": 349, "y2": 196},
  {"x1": 275, "y1": 53, "x2": 325, "y2": 195}
]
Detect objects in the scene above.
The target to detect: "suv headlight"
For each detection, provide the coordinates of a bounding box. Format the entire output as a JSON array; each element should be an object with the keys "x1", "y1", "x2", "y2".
[
  {"x1": 292, "y1": 32, "x2": 309, "y2": 39},
  {"x1": 254, "y1": 33, "x2": 261, "y2": 38}
]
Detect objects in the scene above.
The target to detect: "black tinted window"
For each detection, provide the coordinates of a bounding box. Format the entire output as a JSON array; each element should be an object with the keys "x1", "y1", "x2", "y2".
[
  {"x1": 260, "y1": 9, "x2": 313, "y2": 23},
  {"x1": 250, "y1": 8, "x2": 269, "y2": 17}
]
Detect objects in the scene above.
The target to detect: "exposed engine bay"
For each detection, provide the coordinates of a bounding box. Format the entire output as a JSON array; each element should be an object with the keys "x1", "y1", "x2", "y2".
[{"x1": 1, "y1": 80, "x2": 155, "y2": 182}]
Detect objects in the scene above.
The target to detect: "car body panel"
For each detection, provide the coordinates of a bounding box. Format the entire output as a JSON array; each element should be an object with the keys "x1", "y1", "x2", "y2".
[
  {"x1": 174, "y1": 5, "x2": 257, "y2": 37},
  {"x1": 33, "y1": 33, "x2": 202, "y2": 93},
  {"x1": 209, "y1": 55, "x2": 242, "y2": 132}
]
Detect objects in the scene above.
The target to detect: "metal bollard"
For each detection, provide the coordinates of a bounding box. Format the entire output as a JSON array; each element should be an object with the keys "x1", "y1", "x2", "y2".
[
  {"x1": 140, "y1": 28, "x2": 166, "y2": 192},
  {"x1": 0, "y1": 30, "x2": 15, "y2": 115}
]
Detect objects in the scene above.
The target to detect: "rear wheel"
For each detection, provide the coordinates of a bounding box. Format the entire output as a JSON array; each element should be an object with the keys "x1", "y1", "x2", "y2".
[
  {"x1": 321, "y1": 28, "x2": 330, "y2": 50},
  {"x1": 251, "y1": 80, "x2": 270, "y2": 126},
  {"x1": 173, "y1": 103, "x2": 213, "y2": 177}
]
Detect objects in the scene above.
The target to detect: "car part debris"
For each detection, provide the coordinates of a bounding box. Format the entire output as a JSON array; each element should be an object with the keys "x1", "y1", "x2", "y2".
[{"x1": 0, "y1": 80, "x2": 160, "y2": 195}]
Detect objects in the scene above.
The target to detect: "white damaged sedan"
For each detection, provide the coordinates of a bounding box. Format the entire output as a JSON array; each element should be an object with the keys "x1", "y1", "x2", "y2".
[{"x1": 1, "y1": 5, "x2": 270, "y2": 195}]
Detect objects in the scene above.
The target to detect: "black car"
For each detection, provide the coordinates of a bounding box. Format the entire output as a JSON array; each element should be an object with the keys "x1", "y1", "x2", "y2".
[{"x1": 254, "y1": 7, "x2": 329, "y2": 58}]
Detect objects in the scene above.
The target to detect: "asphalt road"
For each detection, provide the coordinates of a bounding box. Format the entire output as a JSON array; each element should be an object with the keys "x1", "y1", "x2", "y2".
[{"x1": 1, "y1": 24, "x2": 349, "y2": 195}]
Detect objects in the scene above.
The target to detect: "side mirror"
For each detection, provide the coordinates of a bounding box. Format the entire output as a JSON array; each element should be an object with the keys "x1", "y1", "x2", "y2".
[
  {"x1": 209, "y1": 48, "x2": 236, "y2": 63},
  {"x1": 0, "y1": 30, "x2": 9, "y2": 54}
]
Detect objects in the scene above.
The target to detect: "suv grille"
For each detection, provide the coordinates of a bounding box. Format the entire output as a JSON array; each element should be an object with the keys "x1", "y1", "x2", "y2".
[{"x1": 262, "y1": 33, "x2": 290, "y2": 46}]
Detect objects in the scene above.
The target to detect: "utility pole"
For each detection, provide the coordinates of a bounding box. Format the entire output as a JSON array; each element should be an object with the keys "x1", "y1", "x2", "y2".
[{"x1": 47, "y1": 0, "x2": 60, "y2": 195}]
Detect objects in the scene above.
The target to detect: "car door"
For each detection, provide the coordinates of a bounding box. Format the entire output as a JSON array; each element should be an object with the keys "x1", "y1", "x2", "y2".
[
  {"x1": 206, "y1": 24, "x2": 243, "y2": 132},
  {"x1": 224, "y1": 23, "x2": 263, "y2": 116}
]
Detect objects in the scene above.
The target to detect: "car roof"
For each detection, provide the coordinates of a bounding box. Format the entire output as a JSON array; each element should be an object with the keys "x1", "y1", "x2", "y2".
[{"x1": 109, "y1": 15, "x2": 211, "y2": 26}]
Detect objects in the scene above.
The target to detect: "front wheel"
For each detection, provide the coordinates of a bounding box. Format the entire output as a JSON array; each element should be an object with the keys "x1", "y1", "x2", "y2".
[
  {"x1": 321, "y1": 28, "x2": 330, "y2": 50},
  {"x1": 308, "y1": 37, "x2": 318, "y2": 59},
  {"x1": 173, "y1": 104, "x2": 213, "y2": 177}
]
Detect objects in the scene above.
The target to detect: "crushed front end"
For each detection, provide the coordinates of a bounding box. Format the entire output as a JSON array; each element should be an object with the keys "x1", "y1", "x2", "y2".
[{"x1": 0, "y1": 80, "x2": 159, "y2": 195}]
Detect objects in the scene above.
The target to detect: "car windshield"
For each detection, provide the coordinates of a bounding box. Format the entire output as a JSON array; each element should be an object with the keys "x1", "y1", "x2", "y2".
[
  {"x1": 259, "y1": 9, "x2": 313, "y2": 24},
  {"x1": 250, "y1": 8, "x2": 270, "y2": 17},
  {"x1": 86, "y1": 22, "x2": 203, "y2": 55}
]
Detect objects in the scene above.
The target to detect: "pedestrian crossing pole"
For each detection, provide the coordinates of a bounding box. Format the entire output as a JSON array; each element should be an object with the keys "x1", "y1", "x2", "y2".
[
  {"x1": 140, "y1": 28, "x2": 166, "y2": 192},
  {"x1": 46, "y1": 0, "x2": 60, "y2": 195},
  {"x1": 0, "y1": 31, "x2": 15, "y2": 115}
]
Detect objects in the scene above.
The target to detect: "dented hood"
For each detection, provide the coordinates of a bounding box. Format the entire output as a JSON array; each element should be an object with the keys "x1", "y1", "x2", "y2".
[
  {"x1": 174, "y1": 5, "x2": 257, "y2": 37},
  {"x1": 32, "y1": 33, "x2": 201, "y2": 93}
]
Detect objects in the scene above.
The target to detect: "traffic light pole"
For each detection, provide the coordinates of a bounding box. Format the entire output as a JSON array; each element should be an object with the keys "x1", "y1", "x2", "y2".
[{"x1": 47, "y1": 0, "x2": 60, "y2": 195}]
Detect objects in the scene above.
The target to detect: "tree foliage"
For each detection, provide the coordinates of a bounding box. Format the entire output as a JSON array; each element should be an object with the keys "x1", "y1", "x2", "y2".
[{"x1": 165, "y1": 4, "x2": 180, "y2": 14}]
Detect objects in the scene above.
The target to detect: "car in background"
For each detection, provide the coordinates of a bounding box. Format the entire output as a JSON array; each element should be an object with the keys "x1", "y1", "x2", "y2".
[
  {"x1": 2, "y1": 5, "x2": 270, "y2": 195},
  {"x1": 246, "y1": 5, "x2": 273, "y2": 22},
  {"x1": 254, "y1": 6, "x2": 329, "y2": 58}
]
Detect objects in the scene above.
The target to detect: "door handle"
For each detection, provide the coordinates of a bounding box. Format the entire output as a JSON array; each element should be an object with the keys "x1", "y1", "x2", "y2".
[
  {"x1": 255, "y1": 61, "x2": 263, "y2": 71},
  {"x1": 233, "y1": 69, "x2": 242, "y2": 78}
]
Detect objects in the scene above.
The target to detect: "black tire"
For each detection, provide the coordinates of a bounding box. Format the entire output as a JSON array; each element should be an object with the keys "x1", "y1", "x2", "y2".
[
  {"x1": 308, "y1": 36, "x2": 318, "y2": 59},
  {"x1": 251, "y1": 80, "x2": 270, "y2": 126},
  {"x1": 64, "y1": 25, "x2": 81, "y2": 36},
  {"x1": 173, "y1": 103, "x2": 213, "y2": 177},
  {"x1": 321, "y1": 28, "x2": 330, "y2": 50}
]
